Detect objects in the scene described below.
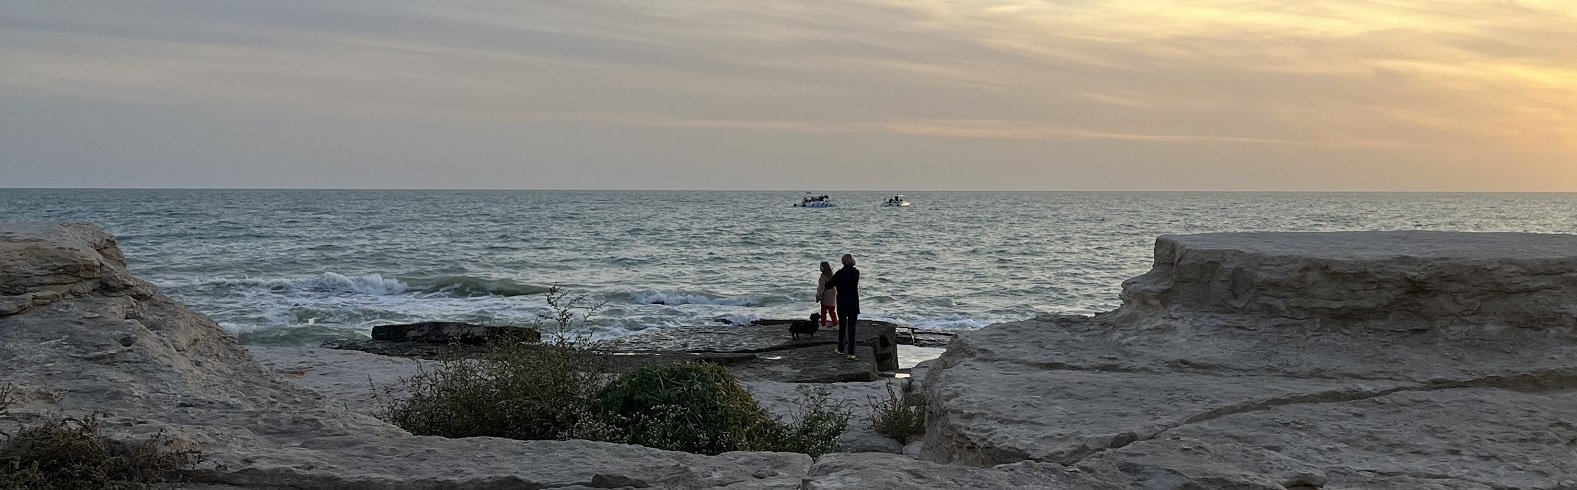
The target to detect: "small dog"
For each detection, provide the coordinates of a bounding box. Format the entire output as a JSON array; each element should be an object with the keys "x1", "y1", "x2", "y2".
[{"x1": 790, "y1": 313, "x2": 821, "y2": 340}]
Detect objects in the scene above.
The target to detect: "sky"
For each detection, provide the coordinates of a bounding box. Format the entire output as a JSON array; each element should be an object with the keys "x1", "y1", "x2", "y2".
[{"x1": 1, "y1": 0, "x2": 1574, "y2": 191}]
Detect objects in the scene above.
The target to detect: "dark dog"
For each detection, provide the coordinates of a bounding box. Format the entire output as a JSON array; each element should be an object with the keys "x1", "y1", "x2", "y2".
[{"x1": 790, "y1": 313, "x2": 820, "y2": 340}]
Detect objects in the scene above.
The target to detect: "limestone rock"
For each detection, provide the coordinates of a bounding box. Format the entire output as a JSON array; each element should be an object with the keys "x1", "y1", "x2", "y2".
[
  {"x1": 19, "y1": 222, "x2": 1576, "y2": 489},
  {"x1": 601, "y1": 320, "x2": 899, "y2": 381},
  {"x1": 247, "y1": 346, "x2": 434, "y2": 415},
  {"x1": 0, "y1": 222, "x2": 813, "y2": 488},
  {"x1": 370, "y1": 321, "x2": 540, "y2": 344},
  {"x1": 0, "y1": 221, "x2": 150, "y2": 316},
  {"x1": 922, "y1": 231, "x2": 1577, "y2": 489},
  {"x1": 799, "y1": 452, "x2": 1284, "y2": 489},
  {"x1": 1116, "y1": 231, "x2": 1577, "y2": 330}
]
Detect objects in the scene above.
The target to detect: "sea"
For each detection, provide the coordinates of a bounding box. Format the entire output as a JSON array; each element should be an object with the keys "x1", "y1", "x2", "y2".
[{"x1": 4, "y1": 189, "x2": 1575, "y2": 346}]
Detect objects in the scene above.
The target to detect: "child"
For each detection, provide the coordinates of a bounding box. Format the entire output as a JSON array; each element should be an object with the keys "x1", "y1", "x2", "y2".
[{"x1": 816, "y1": 261, "x2": 838, "y2": 329}]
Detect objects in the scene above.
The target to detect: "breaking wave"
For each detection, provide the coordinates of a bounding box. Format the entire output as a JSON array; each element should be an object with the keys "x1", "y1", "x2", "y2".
[
  {"x1": 402, "y1": 275, "x2": 552, "y2": 297},
  {"x1": 167, "y1": 272, "x2": 549, "y2": 298}
]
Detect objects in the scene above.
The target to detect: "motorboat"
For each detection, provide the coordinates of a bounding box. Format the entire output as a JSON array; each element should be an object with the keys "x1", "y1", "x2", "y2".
[
  {"x1": 882, "y1": 194, "x2": 911, "y2": 207},
  {"x1": 795, "y1": 194, "x2": 836, "y2": 208}
]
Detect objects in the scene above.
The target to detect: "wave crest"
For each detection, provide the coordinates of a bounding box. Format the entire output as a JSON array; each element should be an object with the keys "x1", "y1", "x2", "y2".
[
  {"x1": 312, "y1": 272, "x2": 406, "y2": 295},
  {"x1": 404, "y1": 275, "x2": 552, "y2": 297},
  {"x1": 167, "y1": 272, "x2": 547, "y2": 298}
]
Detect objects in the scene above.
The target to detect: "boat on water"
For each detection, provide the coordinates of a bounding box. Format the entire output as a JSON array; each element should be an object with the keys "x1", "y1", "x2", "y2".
[
  {"x1": 882, "y1": 194, "x2": 911, "y2": 207},
  {"x1": 795, "y1": 194, "x2": 836, "y2": 208}
]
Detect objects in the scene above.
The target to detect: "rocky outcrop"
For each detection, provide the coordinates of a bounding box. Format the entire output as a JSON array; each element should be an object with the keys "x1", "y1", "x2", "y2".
[
  {"x1": 22, "y1": 222, "x2": 1575, "y2": 489},
  {"x1": 0, "y1": 223, "x2": 813, "y2": 488},
  {"x1": 317, "y1": 322, "x2": 542, "y2": 358},
  {"x1": 0, "y1": 221, "x2": 150, "y2": 316},
  {"x1": 1116, "y1": 231, "x2": 1577, "y2": 330},
  {"x1": 597, "y1": 320, "x2": 901, "y2": 382},
  {"x1": 327, "y1": 319, "x2": 908, "y2": 383},
  {"x1": 922, "y1": 231, "x2": 1577, "y2": 488},
  {"x1": 371, "y1": 321, "x2": 541, "y2": 343},
  {"x1": 2, "y1": 222, "x2": 1177, "y2": 489}
]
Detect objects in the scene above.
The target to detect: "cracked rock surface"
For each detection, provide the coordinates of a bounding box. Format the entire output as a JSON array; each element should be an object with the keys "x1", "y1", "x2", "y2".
[{"x1": 921, "y1": 232, "x2": 1577, "y2": 488}]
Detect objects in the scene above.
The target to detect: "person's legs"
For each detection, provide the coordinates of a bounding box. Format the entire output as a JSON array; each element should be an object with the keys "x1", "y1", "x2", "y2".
[
  {"x1": 821, "y1": 305, "x2": 838, "y2": 328},
  {"x1": 840, "y1": 314, "x2": 858, "y2": 357},
  {"x1": 835, "y1": 313, "x2": 850, "y2": 353}
]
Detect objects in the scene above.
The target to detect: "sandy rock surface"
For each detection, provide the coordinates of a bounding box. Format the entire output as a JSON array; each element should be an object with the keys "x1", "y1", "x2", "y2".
[{"x1": 922, "y1": 231, "x2": 1577, "y2": 488}]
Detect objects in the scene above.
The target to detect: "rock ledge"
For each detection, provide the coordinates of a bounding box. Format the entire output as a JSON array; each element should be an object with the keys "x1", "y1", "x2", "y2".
[{"x1": 923, "y1": 231, "x2": 1577, "y2": 489}]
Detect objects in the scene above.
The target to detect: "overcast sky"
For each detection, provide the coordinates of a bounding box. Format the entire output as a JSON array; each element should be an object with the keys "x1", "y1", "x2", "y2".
[{"x1": 2, "y1": 0, "x2": 1573, "y2": 190}]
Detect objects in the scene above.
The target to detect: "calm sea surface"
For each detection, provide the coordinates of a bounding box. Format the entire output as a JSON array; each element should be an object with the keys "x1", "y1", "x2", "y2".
[{"x1": 4, "y1": 190, "x2": 1575, "y2": 345}]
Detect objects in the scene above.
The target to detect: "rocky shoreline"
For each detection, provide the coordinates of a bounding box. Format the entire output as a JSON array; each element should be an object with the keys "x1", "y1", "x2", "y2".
[
  {"x1": 3, "y1": 222, "x2": 1575, "y2": 488},
  {"x1": 320, "y1": 318, "x2": 946, "y2": 384}
]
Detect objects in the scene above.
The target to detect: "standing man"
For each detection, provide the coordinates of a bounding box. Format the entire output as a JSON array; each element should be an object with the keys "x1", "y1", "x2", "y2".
[{"x1": 829, "y1": 254, "x2": 860, "y2": 360}]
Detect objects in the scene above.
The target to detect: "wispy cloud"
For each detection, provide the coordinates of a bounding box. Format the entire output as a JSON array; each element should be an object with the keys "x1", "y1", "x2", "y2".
[{"x1": 1, "y1": 0, "x2": 1573, "y2": 189}]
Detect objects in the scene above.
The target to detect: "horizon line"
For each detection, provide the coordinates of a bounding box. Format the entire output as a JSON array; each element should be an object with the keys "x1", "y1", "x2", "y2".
[{"x1": 2, "y1": 187, "x2": 1576, "y2": 194}]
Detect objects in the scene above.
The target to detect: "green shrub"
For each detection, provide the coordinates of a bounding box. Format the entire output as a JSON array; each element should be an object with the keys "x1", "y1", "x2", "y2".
[
  {"x1": 764, "y1": 387, "x2": 849, "y2": 457},
  {"x1": 869, "y1": 381, "x2": 927, "y2": 443},
  {"x1": 378, "y1": 288, "x2": 848, "y2": 456},
  {"x1": 379, "y1": 341, "x2": 611, "y2": 441},
  {"x1": 379, "y1": 286, "x2": 614, "y2": 440},
  {"x1": 596, "y1": 363, "x2": 849, "y2": 457},
  {"x1": 0, "y1": 384, "x2": 202, "y2": 490},
  {"x1": 596, "y1": 362, "x2": 774, "y2": 455}
]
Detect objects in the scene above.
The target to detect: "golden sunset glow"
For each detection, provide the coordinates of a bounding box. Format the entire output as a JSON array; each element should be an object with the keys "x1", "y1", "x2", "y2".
[{"x1": 1, "y1": 0, "x2": 1573, "y2": 189}]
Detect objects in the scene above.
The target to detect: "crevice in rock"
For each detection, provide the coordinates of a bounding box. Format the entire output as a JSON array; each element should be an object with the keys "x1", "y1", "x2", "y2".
[
  {"x1": 1005, "y1": 356, "x2": 1447, "y2": 384},
  {"x1": 1060, "y1": 368, "x2": 1577, "y2": 465},
  {"x1": 1348, "y1": 468, "x2": 1506, "y2": 489}
]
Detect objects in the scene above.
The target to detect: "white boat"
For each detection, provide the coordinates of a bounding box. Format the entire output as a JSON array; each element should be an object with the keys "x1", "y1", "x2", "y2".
[
  {"x1": 795, "y1": 194, "x2": 837, "y2": 208},
  {"x1": 882, "y1": 195, "x2": 911, "y2": 207}
]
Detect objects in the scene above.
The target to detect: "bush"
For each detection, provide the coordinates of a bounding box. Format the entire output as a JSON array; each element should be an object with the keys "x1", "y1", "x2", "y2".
[
  {"x1": 596, "y1": 363, "x2": 849, "y2": 457},
  {"x1": 869, "y1": 381, "x2": 927, "y2": 444},
  {"x1": 765, "y1": 387, "x2": 849, "y2": 457},
  {"x1": 379, "y1": 286, "x2": 614, "y2": 440},
  {"x1": 379, "y1": 340, "x2": 611, "y2": 441},
  {"x1": 382, "y1": 353, "x2": 850, "y2": 456},
  {"x1": 0, "y1": 384, "x2": 202, "y2": 490},
  {"x1": 378, "y1": 288, "x2": 849, "y2": 456},
  {"x1": 596, "y1": 362, "x2": 774, "y2": 455}
]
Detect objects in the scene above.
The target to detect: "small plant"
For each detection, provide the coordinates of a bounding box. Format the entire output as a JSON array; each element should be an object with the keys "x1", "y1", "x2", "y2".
[
  {"x1": 869, "y1": 381, "x2": 927, "y2": 444},
  {"x1": 379, "y1": 340, "x2": 611, "y2": 441},
  {"x1": 596, "y1": 362, "x2": 775, "y2": 455},
  {"x1": 537, "y1": 286, "x2": 607, "y2": 345},
  {"x1": 0, "y1": 385, "x2": 202, "y2": 490},
  {"x1": 767, "y1": 386, "x2": 849, "y2": 457},
  {"x1": 0, "y1": 385, "x2": 12, "y2": 434},
  {"x1": 595, "y1": 363, "x2": 849, "y2": 457},
  {"x1": 379, "y1": 286, "x2": 614, "y2": 440}
]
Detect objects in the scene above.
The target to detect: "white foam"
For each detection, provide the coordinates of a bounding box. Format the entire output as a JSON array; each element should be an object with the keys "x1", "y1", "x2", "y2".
[
  {"x1": 312, "y1": 272, "x2": 406, "y2": 295},
  {"x1": 164, "y1": 272, "x2": 407, "y2": 296}
]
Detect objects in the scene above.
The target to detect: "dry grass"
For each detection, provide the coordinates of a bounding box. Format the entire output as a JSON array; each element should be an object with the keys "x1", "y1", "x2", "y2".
[
  {"x1": 0, "y1": 384, "x2": 203, "y2": 490},
  {"x1": 868, "y1": 381, "x2": 927, "y2": 444}
]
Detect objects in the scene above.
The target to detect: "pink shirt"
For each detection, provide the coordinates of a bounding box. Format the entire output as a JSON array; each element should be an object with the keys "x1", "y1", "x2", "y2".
[{"x1": 816, "y1": 274, "x2": 838, "y2": 306}]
